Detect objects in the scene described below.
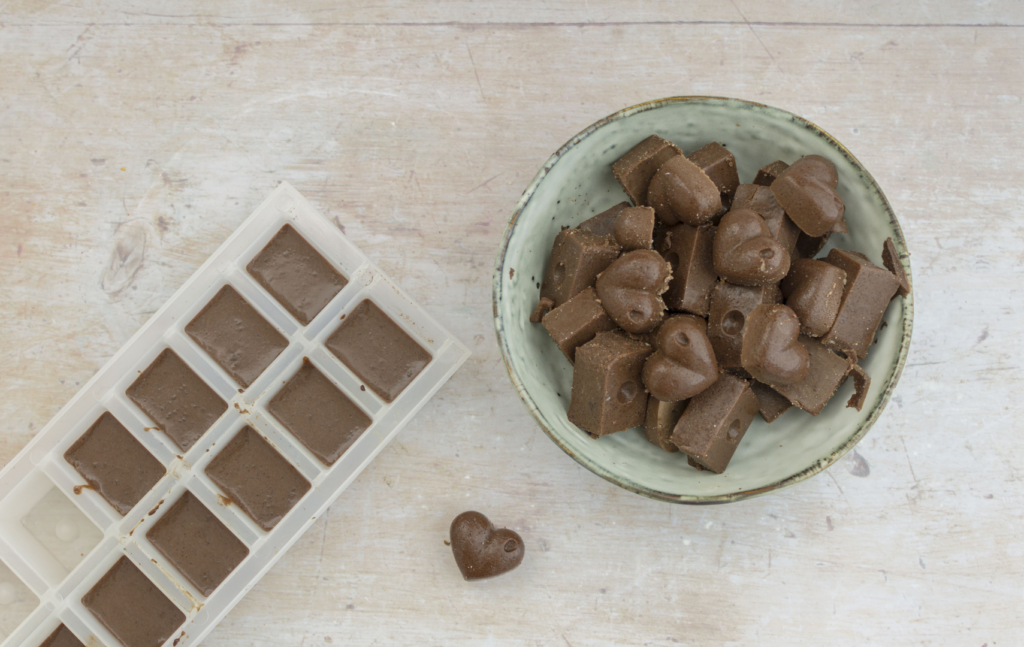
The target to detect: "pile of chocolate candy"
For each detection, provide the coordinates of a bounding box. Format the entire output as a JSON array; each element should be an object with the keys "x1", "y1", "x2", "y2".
[{"x1": 530, "y1": 136, "x2": 910, "y2": 474}]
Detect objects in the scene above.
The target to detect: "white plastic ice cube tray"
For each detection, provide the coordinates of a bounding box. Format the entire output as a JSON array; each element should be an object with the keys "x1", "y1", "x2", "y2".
[{"x1": 0, "y1": 183, "x2": 470, "y2": 647}]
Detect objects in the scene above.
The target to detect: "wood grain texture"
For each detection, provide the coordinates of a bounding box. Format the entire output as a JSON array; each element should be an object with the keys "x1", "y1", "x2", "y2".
[{"x1": 1, "y1": 2, "x2": 1022, "y2": 645}]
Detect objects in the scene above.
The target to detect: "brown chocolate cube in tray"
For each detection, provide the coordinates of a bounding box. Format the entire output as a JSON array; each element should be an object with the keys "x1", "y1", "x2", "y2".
[
  {"x1": 568, "y1": 331, "x2": 653, "y2": 437},
  {"x1": 672, "y1": 373, "x2": 759, "y2": 474},
  {"x1": 82, "y1": 556, "x2": 185, "y2": 647},
  {"x1": 611, "y1": 135, "x2": 683, "y2": 206},
  {"x1": 39, "y1": 624, "x2": 85, "y2": 647},
  {"x1": 540, "y1": 228, "x2": 620, "y2": 308}
]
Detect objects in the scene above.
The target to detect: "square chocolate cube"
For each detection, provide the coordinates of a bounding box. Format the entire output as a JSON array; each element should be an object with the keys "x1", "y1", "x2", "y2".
[
  {"x1": 821, "y1": 249, "x2": 900, "y2": 358},
  {"x1": 753, "y1": 160, "x2": 789, "y2": 187},
  {"x1": 267, "y1": 359, "x2": 373, "y2": 465},
  {"x1": 126, "y1": 349, "x2": 228, "y2": 451},
  {"x1": 205, "y1": 426, "x2": 311, "y2": 531},
  {"x1": 247, "y1": 224, "x2": 348, "y2": 326},
  {"x1": 541, "y1": 287, "x2": 617, "y2": 363},
  {"x1": 660, "y1": 223, "x2": 717, "y2": 316},
  {"x1": 750, "y1": 380, "x2": 792, "y2": 423},
  {"x1": 185, "y1": 285, "x2": 289, "y2": 388},
  {"x1": 567, "y1": 331, "x2": 653, "y2": 437},
  {"x1": 611, "y1": 135, "x2": 683, "y2": 206},
  {"x1": 325, "y1": 299, "x2": 432, "y2": 403},
  {"x1": 578, "y1": 202, "x2": 630, "y2": 238},
  {"x1": 64, "y1": 413, "x2": 165, "y2": 516},
  {"x1": 82, "y1": 556, "x2": 185, "y2": 647},
  {"x1": 671, "y1": 372, "x2": 759, "y2": 474},
  {"x1": 707, "y1": 280, "x2": 781, "y2": 369},
  {"x1": 688, "y1": 142, "x2": 740, "y2": 201},
  {"x1": 146, "y1": 491, "x2": 249, "y2": 596},
  {"x1": 767, "y1": 335, "x2": 853, "y2": 415},
  {"x1": 781, "y1": 258, "x2": 847, "y2": 337},
  {"x1": 540, "y1": 228, "x2": 620, "y2": 308}
]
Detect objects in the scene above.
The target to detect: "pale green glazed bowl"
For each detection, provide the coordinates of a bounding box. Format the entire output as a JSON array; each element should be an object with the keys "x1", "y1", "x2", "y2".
[{"x1": 493, "y1": 97, "x2": 913, "y2": 504}]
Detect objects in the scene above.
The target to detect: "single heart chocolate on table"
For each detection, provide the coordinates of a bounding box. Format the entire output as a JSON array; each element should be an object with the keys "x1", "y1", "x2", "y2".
[
  {"x1": 595, "y1": 250, "x2": 672, "y2": 334},
  {"x1": 712, "y1": 208, "x2": 790, "y2": 286},
  {"x1": 642, "y1": 315, "x2": 719, "y2": 402},
  {"x1": 646, "y1": 155, "x2": 722, "y2": 226},
  {"x1": 450, "y1": 511, "x2": 525, "y2": 581},
  {"x1": 741, "y1": 304, "x2": 810, "y2": 385},
  {"x1": 771, "y1": 155, "x2": 845, "y2": 237}
]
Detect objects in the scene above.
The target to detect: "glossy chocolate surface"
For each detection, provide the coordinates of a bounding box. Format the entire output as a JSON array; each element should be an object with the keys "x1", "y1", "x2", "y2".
[
  {"x1": 449, "y1": 511, "x2": 524, "y2": 581},
  {"x1": 781, "y1": 258, "x2": 847, "y2": 337},
  {"x1": 712, "y1": 209, "x2": 790, "y2": 287},
  {"x1": 595, "y1": 250, "x2": 671, "y2": 335},
  {"x1": 741, "y1": 304, "x2": 810, "y2": 385},
  {"x1": 642, "y1": 315, "x2": 718, "y2": 402},
  {"x1": 611, "y1": 135, "x2": 683, "y2": 206},
  {"x1": 732, "y1": 183, "x2": 800, "y2": 255},
  {"x1": 647, "y1": 155, "x2": 722, "y2": 226},
  {"x1": 771, "y1": 155, "x2": 845, "y2": 237}
]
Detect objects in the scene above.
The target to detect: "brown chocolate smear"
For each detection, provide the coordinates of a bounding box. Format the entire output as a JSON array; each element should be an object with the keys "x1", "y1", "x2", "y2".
[
  {"x1": 687, "y1": 142, "x2": 740, "y2": 200},
  {"x1": 595, "y1": 250, "x2": 671, "y2": 335},
  {"x1": 267, "y1": 359, "x2": 372, "y2": 465},
  {"x1": 781, "y1": 258, "x2": 847, "y2": 337},
  {"x1": 753, "y1": 160, "x2": 789, "y2": 187},
  {"x1": 732, "y1": 184, "x2": 800, "y2": 255},
  {"x1": 540, "y1": 228, "x2": 621, "y2": 308},
  {"x1": 541, "y1": 287, "x2": 617, "y2": 362},
  {"x1": 325, "y1": 299, "x2": 432, "y2": 403},
  {"x1": 767, "y1": 335, "x2": 853, "y2": 415},
  {"x1": 82, "y1": 556, "x2": 185, "y2": 647},
  {"x1": 671, "y1": 372, "x2": 759, "y2": 474},
  {"x1": 741, "y1": 304, "x2": 810, "y2": 385},
  {"x1": 660, "y1": 224, "x2": 717, "y2": 316},
  {"x1": 529, "y1": 297, "x2": 555, "y2": 324},
  {"x1": 771, "y1": 155, "x2": 844, "y2": 237},
  {"x1": 246, "y1": 224, "x2": 348, "y2": 326},
  {"x1": 205, "y1": 426, "x2": 311, "y2": 531},
  {"x1": 450, "y1": 511, "x2": 524, "y2": 581},
  {"x1": 641, "y1": 315, "x2": 718, "y2": 402},
  {"x1": 643, "y1": 398, "x2": 686, "y2": 453},
  {"x1": 712, "y1": 209, "x2": 790, "y2": 286},
  {"x1": 882, "y1": 237, "x2": 911, "y2": 298},
  {"x1": 146, "y1": 491, "x2": 249, "y2": 596},
  {"x1": 821, "y1": 249, "x2": 900, "y2": 359},
  {"x1": 750, "y1": 381, "x2": 792, "y2": 423},
  {"x1": 647, "y1": 155, "x2": 722, "y2": 226},
  {"x1": 64, "y1": 413, "x2": 165, "y2": 516},
  {"x1": 185, "y1": 285, "x2": 289, "y2": 388},
  {"x1": 611, "y1": 135, "x2": 683, "y2": 206},
  {"x1": 568, "y1": 331, "x2": 653, "y2": 437},
  {"x1": 613, "y1": 206, "x2": 656, "y2": 251},
  {"x1": 578, "y1": 202, "x2": 630, "y2": 238},
  {"x1": 39, "y1": 624, "x2": 85, "y2": 647},
  {"x1": 707, "y1": 280, "x2": 782, "y2": 370},
  {"x1": 126, "y1": 348, "x2": 228, "y2": 451}
]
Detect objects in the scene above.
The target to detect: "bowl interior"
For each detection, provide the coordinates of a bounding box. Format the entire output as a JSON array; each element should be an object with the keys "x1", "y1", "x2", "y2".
[{"x1": 494, "y1": 97, "x2": 913, "y2": 503}]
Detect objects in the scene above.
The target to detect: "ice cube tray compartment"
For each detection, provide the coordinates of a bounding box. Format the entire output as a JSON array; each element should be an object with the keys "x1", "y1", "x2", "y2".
[{"x1": 0, "y1": 183, "x2": 470, "y2": 647}]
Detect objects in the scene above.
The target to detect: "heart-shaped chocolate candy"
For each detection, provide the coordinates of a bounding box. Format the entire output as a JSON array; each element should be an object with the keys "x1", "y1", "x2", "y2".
[
  {"x1": 450, "y1": 511, "x2": 525, "y2": 581},
  {"x1": 642, "y1": 315, "x2": 719, "y2": 402},
  {"x1": 713, "y1": 209, "x2": 790, "y2": 287},
  {"x1": 646, "y1": 155, "x2": 722, "y2": 227},
  {"x1": 595, "y1": 250, "x2": 671, "y2": 334},
  {"x1": 741, "y1": 304, "x2": 810, "y2": 385},
  {"x1": 770, "y1": 155, "x2": 845, "y2": 237}
]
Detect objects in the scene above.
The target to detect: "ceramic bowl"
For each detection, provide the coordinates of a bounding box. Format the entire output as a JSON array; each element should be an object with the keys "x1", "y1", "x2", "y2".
[{"x1": 493, "y1": 97, "x2": 913, "y2": 504}]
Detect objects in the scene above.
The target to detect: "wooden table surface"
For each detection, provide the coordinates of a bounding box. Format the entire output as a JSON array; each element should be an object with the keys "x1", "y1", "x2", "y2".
[{"x1": 2, "y1": 2, "x2": 1022, "y2": 645}]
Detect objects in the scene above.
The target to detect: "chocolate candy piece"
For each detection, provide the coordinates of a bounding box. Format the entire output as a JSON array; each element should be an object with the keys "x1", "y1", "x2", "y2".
[
  {"x1": 768, "y1": 335, "x2": 853, "y2": 415},
  {"x1": 671, "y1": 372, "x2": 759, "y2": 474},
  {"x1": 449, "y1": 511, "x2": 524, "y2": 581},
  {"x1": 713, "y1": 209, "x2": 790, "y2": 287},
  {"x1": 771, "y1": 155, "x2": 845, "y2": 237},
  {"x1": 707, "y1": 280, "x2": 781, "y2": 369},
  {"x1": 126, "y1": 348, "x2": 228, "y2": 452},
  {"x1": 578, "y1": 202, "x2": 630, "y2": 237},
  {"x1": 882, "y1": 237, "x2": 911, "y2": 298},
  {"x1": 541, "y1": 287, "x2": 617, "y2": 362},
  {"x1": 741, "y1": 304, "x2": 810, "y2": 385},
  {"x1": 847, "y1": 363, "x2": 871, "y2": 411},
  {"x1": 64, "y1": 413, "x2": 165, "y2": 516},
  {"x1": 528, "y1": 297, "x2": 555, "y2": 324},
  {"x1": 613, "y1": 206, "x2": 656, "y2": 251},
  {"x1": 687, "y1": 142, "x2": 740, "y2": 201},
  {"x1": 821, "y1": 249, "x2": 900, "y2": 359},
  {"x1": 611, "y1": 135, "x2": 683, "y2": 206},
  {"x1": 732, "y1": 184, "x2": 800, "y2": 255},
  {"x1": 794, "y1": 229, "x2": 831, "y2": 260},
  {"x1": 647, "y1": 155, "x2": 722, "y2": 226},
  {"x1": 643, "y1": 398, "x2": 686, "y2": 453},
  {"x1": 146, "y1": 491, "x2": 249, "y2": 596},
  {"x1": 568, "y1": 331, "x2": 653, "y2": 437},
  {"x1": 750, "y1": 381, "x2": 792, "y2": 423},
  {"x1": 595, "y1": 250, "x2": 671, "y2": 334},
  {"x1": 83, "y1": 557, "x2": 185, "y2": 647},
  {"x1": 39, "y1": 624, "x2": 85, "y2": 647},
  {"x1": 642, "y1": 315, "x2": 719, "y2": 402},
  {"x1": 660, "y1": 223, "x2": 717, "y2": 316},
  {"x1": 781, "y1": 258, "x2": 848, "y2": 337},
  {"x1": 753, "y1": 160, "x2": 789, "y2": 187},
  {"x1": 540, "y1": 228, "x2": 621, "y2": 308}
]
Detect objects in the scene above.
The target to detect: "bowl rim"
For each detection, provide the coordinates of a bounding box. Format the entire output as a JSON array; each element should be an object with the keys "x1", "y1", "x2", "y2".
[{"x1": 492, "y1": 96, "x2": 914, "y2": 504}]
